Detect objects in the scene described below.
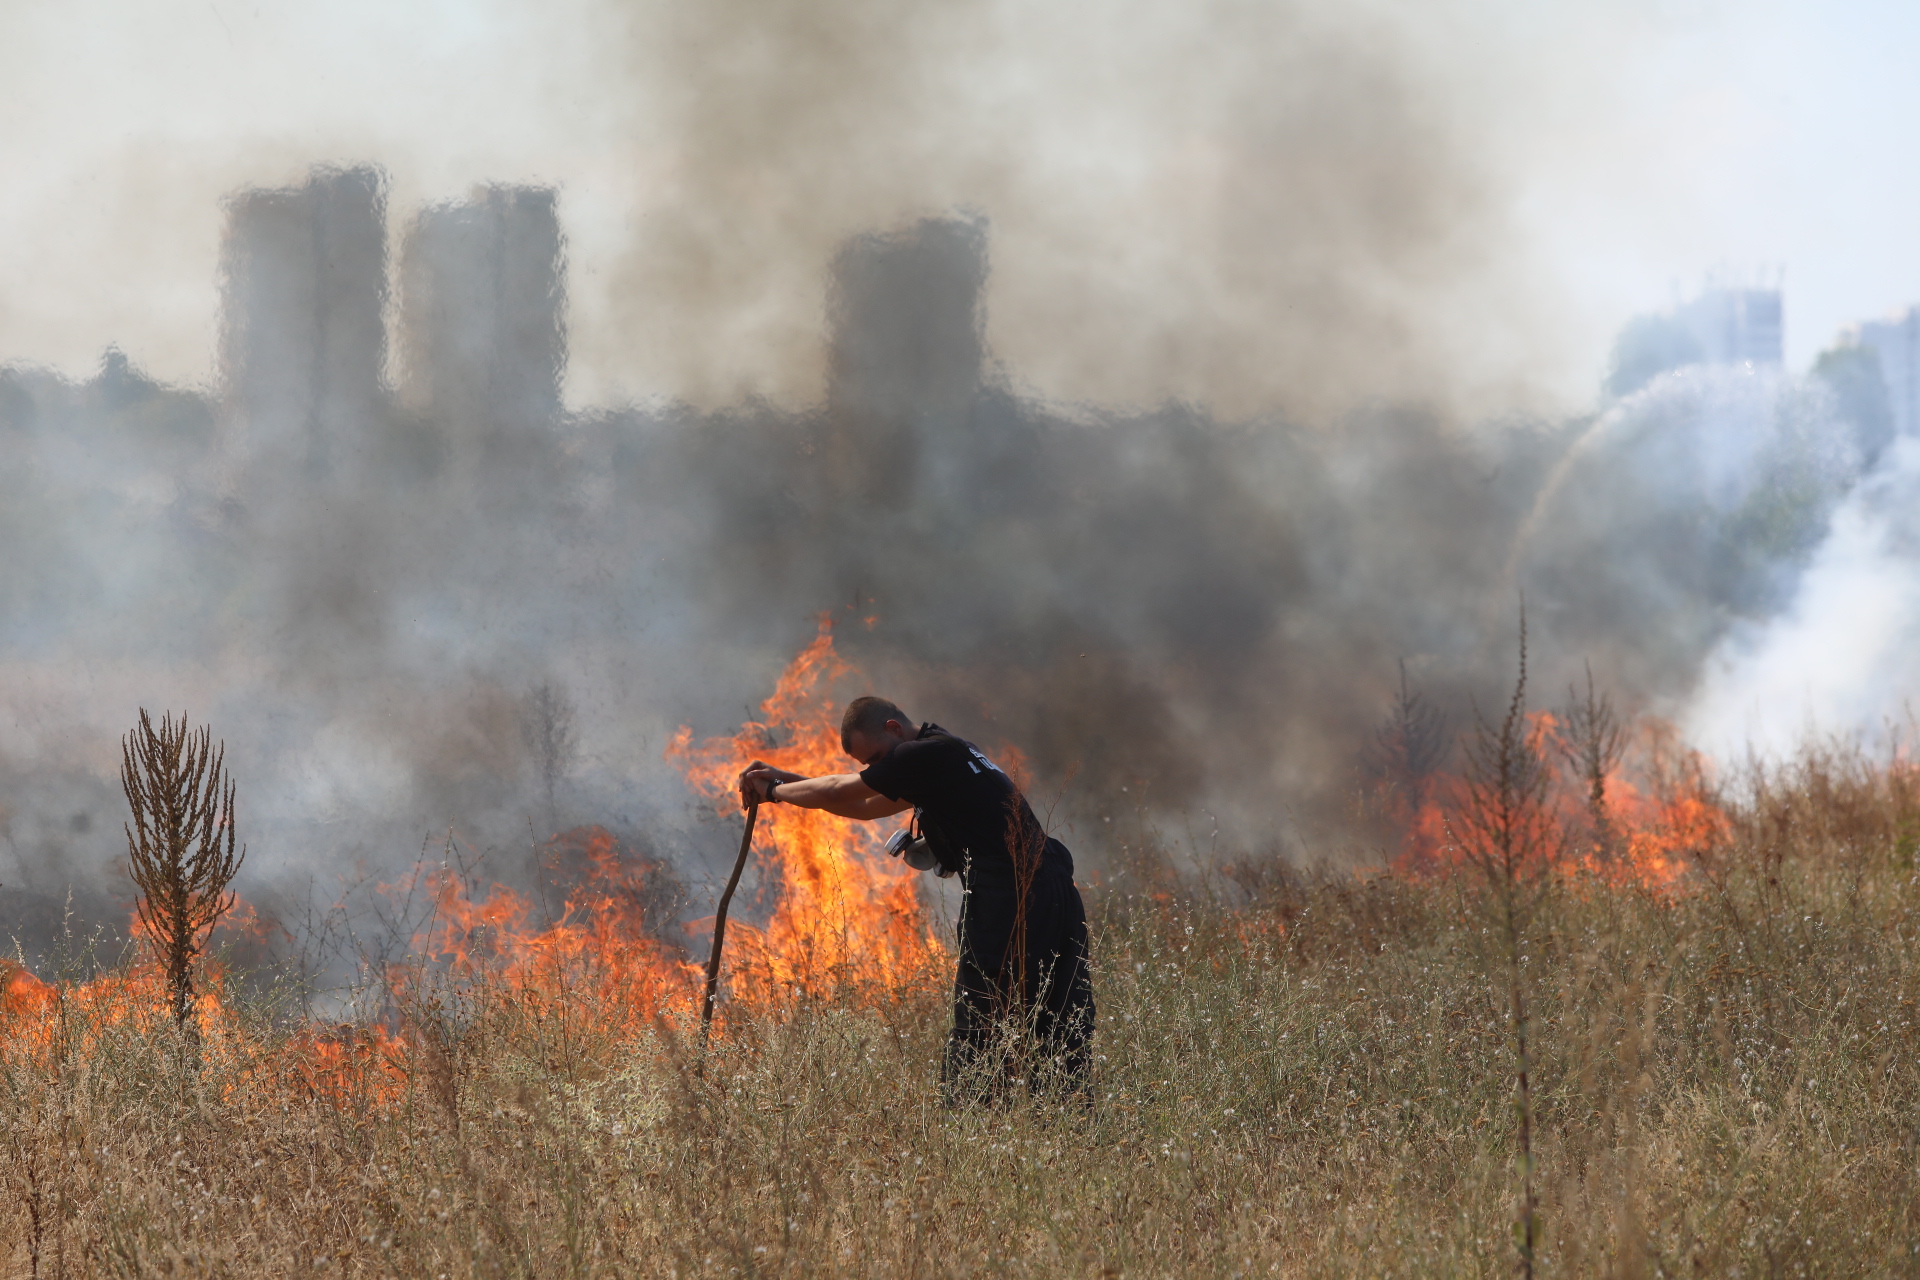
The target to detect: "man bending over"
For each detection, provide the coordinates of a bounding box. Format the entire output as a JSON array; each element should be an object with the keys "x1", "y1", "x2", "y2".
[{"x1": 739, "y1": 697, "x2": 1095, "y2": 1099}]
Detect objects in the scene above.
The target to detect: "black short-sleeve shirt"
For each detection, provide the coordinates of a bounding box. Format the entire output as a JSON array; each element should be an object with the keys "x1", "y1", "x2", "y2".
[{"x1": 860, "y1": 724, "x2": 1052, "y2": 883}]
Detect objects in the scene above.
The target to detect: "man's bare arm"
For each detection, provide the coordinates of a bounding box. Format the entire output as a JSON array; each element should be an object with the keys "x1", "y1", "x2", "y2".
[
  {"x1": 740, "y1": 764, "x2": 912, "y2": 820},
  {"x1": 775, "y1": 773, "x2": 912, "y2": 819}
]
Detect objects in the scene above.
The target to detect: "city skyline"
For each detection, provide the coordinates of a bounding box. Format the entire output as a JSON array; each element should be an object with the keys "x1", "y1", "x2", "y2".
[
  {"x1": 4, "y1": 2, "x2": 1918, "y2": 421},
  {"x1": 6, "y1": 159, "x2": 1915, "y2": 441}
]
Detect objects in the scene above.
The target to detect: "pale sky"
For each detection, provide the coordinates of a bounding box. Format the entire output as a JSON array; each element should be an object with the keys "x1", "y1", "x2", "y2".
[{"x1": 0, "y1": 0, "x2": 1915, "y2": 419}]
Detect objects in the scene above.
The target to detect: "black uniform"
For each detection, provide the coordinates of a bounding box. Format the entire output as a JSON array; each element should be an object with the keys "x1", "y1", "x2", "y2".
[{"x1": 860, "y1": 724, "x2": 1095, "y2": 1097}]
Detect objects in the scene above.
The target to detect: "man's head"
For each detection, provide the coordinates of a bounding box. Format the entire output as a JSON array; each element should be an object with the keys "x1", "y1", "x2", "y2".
[{"x1": 841, "y1": 696, "x2": 915, "y2": 766}]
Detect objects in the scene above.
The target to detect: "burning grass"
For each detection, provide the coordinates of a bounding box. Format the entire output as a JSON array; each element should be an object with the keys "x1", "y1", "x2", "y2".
[{"x1": 7, "y1": 657, "x2": 1920, "y2": 1273}]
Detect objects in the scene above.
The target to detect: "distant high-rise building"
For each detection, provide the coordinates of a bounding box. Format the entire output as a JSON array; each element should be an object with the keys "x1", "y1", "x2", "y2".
[
  {"x1": 1676, "y1": 287, "x2": 1783, "y2": 368},
  {"x1": 828, "y1": 216, "x2": 986, "y2": 425},
  {"x1": 821, "y1": 217, "x2": 988, "y2": 504},
  {"x1": 1846, "y1": 307, "x2": 1920, "y2": 439},
  {"x1": 398, "y1": 186, "x2": 565, "y2": 440},
  {"x1": 219, "y1": 166, "x2": 388, "y2": 471},
  {"x1": 1605, "y1": 281, "x2": 1785, "y2": 399}
]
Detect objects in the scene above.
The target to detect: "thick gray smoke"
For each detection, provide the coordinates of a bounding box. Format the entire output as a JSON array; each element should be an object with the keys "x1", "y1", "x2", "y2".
[
  {"x1": 1, "y1": 0, "x2": 1620, "y2": 417},
  {"x1": 597, "y1": 0, "x2": 1579, "y2": 421},
  {"x1": 0, "y1": 158, "x2": 1873, "y2": 972}
]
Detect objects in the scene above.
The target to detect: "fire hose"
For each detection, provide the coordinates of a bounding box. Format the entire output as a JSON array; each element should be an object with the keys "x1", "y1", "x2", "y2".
[{"x1": 698, "y1": 798, "x2": 758, "y2": 1061}]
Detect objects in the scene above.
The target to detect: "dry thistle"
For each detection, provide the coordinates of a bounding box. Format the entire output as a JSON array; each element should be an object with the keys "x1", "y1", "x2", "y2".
[{"x1": 121, "y1": 709, "x2": 245, "y2": 1037}]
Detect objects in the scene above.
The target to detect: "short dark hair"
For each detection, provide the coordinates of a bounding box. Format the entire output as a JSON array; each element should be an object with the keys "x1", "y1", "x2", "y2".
[{"x1": 841, "y1": 696, "x2": 910, "y2": 749}]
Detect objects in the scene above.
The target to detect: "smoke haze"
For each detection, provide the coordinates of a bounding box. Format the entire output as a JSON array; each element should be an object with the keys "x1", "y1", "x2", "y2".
[
  {"x1": 0, "y1": 1, "x2": 1912, "y2": 970},
  {"x1": 0, "y1": 0, "x2": 1655, "y2": 417}
]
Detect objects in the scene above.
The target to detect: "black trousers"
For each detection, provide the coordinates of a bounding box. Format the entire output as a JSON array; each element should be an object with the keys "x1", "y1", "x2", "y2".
[{"x1": 942, "y1": 845, "x2": 1095, "y2": 1099}]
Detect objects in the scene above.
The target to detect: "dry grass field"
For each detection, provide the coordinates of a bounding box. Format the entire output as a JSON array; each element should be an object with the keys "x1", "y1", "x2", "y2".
[{"x1": 7, "y1": 728, "x2": 1920, "y2": 1279}]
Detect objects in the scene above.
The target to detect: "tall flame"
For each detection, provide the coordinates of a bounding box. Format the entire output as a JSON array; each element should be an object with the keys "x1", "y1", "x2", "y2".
[{"x1": 666, "y1": 617, "x2": 946, "y2": 1005}]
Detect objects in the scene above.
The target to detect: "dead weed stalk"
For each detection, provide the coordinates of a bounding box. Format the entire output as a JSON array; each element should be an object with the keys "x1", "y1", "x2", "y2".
[
  {"x1": 1455, "y1": 610, "x2": 1557, "y2": 1278},
  {"x1": 121, "y1": 709, "x2": 245, "y2": 1040}
]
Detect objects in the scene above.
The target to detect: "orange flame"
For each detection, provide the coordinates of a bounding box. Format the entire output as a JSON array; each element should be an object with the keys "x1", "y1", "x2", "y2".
[
  {"x1": 3, "y1": 623, "x2": 951, "y2": 1105},
  {"x1": 392, "y1": 619, "x2": 944, "y2": 1034},
  {"x1": 0, "y1": 909, "x2": 262, "y2": 1077},
  {"x1": 1386, "y1": 711, "x2": 1728, "y2": 892},
  {"x1": 666, "y1": 617, "x2": 946, "y2": 1005},
  {"x1": 385, "y1": 824, "x2": 698, "y2": 1043}
]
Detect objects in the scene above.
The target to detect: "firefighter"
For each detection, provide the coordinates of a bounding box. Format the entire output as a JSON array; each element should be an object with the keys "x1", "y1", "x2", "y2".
[{"x1": 739, "y1": 696, "x2": 1094, "y2": 1100}]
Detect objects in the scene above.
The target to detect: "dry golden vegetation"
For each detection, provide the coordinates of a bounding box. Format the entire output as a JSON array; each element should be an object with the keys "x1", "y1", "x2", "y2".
[{"x1": 7, "y1": 734, "x2": 1920, "y2": 1279}]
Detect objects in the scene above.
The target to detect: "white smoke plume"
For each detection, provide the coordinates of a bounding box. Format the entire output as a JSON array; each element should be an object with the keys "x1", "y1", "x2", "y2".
[{"x1": 1685, "y1": 436, "x2": 1920, "y2": 760}]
